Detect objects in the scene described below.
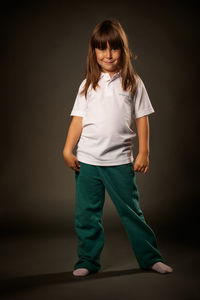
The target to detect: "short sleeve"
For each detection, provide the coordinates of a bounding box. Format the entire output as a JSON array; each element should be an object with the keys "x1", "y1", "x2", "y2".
[
  {"x1": 133, "y1": 77, "x2": 155, "y2": 119},
  {"x1": 70, "y1": 79, "x2": 87, "y2": 117}
]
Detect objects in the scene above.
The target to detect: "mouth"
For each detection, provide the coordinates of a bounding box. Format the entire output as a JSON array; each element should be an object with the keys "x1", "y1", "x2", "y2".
[{"x1": 104, "y1": 61, "x2": 114, "y2": 64}]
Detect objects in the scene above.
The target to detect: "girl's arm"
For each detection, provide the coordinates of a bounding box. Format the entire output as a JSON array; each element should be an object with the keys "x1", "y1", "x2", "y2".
[
  {"x1": 134, "y1": 115, "x2": 150, "y2": 174},
  {"x1": 63, "y1": 116, "x2": 83, "y2": 172}
]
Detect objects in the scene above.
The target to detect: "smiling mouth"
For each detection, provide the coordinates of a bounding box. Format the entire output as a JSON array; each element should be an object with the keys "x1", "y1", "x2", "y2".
[{"x1": 104, "y1": 61, "x2": 114, "y2": 64}]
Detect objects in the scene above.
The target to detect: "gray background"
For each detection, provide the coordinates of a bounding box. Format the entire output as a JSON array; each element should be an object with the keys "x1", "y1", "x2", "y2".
[{"x1": 1, "y1": 0, "x2": 199, "y2": 242}]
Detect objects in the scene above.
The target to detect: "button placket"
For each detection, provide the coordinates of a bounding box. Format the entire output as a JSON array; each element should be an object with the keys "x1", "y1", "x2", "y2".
[{"x1": 106, "y1": 80, "x2": 113, "y2": 96}]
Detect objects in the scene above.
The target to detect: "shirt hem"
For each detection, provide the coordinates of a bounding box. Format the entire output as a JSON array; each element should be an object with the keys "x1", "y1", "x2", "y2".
[{"x1": 76, "y1": 155, "x2": 134, "y2": 166}]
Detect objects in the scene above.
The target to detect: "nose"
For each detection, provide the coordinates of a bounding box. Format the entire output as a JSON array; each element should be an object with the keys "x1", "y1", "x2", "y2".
[{"x1": 105, "y1": 48, "x2": 112, "y2": 59}]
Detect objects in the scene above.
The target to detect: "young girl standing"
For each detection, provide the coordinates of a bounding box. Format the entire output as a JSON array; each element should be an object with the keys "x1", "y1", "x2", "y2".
[{"x1": 63, "y1": 19, "x2": 173, "y2": 276}]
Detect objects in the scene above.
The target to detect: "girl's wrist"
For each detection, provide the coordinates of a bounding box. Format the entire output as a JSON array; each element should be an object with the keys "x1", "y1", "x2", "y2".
[
  {"x1": 63, "y1": 148, "x2": 73, "y2": 155},
  {"x1": 138, "y1": 150, "x2": 149, "y2": 155}
]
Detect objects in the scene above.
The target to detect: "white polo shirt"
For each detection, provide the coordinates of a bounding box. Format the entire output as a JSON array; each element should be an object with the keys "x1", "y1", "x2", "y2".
[{"x1": 70, "y1": 72, "x2": 155, "y2": 166}]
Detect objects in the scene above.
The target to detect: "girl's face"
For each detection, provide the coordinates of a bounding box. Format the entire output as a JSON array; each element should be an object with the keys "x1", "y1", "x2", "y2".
[{"x1": 95, "y1": 42, "x2": 121, "y2": 77}]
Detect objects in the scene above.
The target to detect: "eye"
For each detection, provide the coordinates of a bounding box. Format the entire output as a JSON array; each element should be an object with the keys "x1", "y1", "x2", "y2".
[
  {"x1": 112, "y1": 47, "x2": 120, "y2": 51},
  {"x1": 97, "y1": 46, "x2": 106, "y2": 50}
]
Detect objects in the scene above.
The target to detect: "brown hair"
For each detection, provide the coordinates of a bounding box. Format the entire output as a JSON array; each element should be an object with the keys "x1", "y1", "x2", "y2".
[{"x1": 80, "y1": 19, "x2": 138, "y2": 98}]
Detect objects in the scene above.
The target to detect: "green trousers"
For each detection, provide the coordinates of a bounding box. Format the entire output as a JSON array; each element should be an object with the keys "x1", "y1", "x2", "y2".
[{"x1": 74, "y1": 161, "x2": 164, "y2": 272}]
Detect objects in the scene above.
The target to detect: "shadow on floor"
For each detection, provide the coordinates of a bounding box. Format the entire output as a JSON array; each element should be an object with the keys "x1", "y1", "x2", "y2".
[{"x1": 0, "y1": 267, "x2": 159, "y2": 295}]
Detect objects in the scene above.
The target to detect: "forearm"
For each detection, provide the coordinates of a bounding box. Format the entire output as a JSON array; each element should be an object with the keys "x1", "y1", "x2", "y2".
[
  {"x1": 135, "y1": 115, "x2": 150, "y2": 154},
  {"x1": 63, "y1": 116, "x2": 83, "y2": 154}
]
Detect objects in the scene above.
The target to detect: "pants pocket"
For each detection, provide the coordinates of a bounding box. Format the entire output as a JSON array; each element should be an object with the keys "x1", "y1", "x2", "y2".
[{"x1": 128, "y1": 162, "x2": 134, "y2": 176}]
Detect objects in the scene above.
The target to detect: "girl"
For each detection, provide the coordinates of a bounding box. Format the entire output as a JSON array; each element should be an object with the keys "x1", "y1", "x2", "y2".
[{"x1": 63, "y1": 19, "x2": 173, "y2": 276}]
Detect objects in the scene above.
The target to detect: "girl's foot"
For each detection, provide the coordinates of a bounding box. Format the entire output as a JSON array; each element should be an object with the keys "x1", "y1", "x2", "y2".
[
  {"x1": 73, "y1": 268, "x2": 90, "y2": 276},
  {"x1": 149, "y1": 262, "x2": 173, "y2": 274}
]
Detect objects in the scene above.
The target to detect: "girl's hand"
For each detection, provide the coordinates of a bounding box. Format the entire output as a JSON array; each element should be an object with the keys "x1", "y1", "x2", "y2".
[
  {"x1": 133, "y1": 152, "x2": 149, "y2": 174},
  {"x1": 63, "y1": 151, "x2": 80, "y2": 172}
]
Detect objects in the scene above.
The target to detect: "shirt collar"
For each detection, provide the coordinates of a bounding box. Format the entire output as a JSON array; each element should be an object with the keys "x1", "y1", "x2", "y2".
[{"x1": 100, "y1": 70, "x2": 121, "y2": 81}]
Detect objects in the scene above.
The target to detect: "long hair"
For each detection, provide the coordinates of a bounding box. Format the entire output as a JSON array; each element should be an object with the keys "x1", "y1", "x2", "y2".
[{"x1": 80, "y1": 19, "x2": 138, "y2": 98}]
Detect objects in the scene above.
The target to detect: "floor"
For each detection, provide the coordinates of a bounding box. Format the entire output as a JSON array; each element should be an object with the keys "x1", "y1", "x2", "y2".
[{"x1": 0, "y1": 230, "x2": 199, "y2": 300}]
